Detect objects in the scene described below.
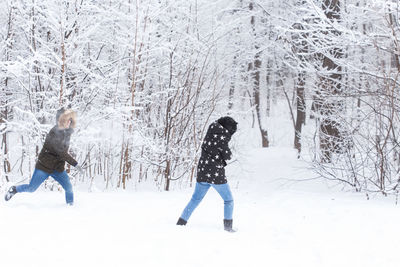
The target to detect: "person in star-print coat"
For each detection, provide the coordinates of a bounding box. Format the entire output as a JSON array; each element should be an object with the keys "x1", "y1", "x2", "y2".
[
  {"x1": 197, "y1": 119, "x2": 233, "y2": 184},
  {"x1": 177, "y1": 116, "x2": 238, "y2": 232}
]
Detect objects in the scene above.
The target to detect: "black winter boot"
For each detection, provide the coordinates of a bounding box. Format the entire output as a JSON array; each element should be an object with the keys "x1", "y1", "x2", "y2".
[
  {"x1": 176, "y1": 218, "x2": 187, "y2": 226},
  {"x1": 223, "y1": 219, "x2": 236, "y2": 233},
  {"x1": 5, "y1": 186, "x2": 17, "y2": 201}
]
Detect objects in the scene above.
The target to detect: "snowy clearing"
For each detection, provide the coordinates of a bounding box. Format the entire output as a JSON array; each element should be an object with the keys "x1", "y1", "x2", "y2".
[{"x1": 1, "y1": 147, "x2": 400, "y2": 267}]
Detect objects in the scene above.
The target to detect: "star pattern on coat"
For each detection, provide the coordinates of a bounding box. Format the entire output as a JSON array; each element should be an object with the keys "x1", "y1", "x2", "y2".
[{"x1": 196, "y1": 121, "x2": 232, "y2": 184}]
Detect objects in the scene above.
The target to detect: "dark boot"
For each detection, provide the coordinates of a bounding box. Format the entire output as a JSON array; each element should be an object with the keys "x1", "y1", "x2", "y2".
[
  {"x1": 223, "y1": 219, "x2": 236, "y2": 233},
  {"x1": 176, "y1": 218, "x2": 187, "y2": 226},
  {"x1": 5, "y1": 186, "x2": 17, "y2": 201}
]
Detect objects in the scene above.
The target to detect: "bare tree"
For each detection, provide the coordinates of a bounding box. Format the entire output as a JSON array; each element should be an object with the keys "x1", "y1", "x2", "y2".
[{"x1": 249, "y1": 1, "x2": 269, "y2": 147}]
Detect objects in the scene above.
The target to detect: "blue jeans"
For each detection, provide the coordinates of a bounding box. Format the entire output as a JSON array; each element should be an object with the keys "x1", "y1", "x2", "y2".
[
  {"x1": 16, "y1": 168, "x2": 74, "y2": 204},
  {"x1": 180, "y1": 182, "x2": 234, "y2": 221}
]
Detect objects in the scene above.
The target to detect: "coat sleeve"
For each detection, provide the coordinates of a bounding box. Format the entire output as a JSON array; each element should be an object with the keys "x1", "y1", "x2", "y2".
[
  {"x1": 44, "y1": 130, "x2": 78, "y2": 167},
  {"x1": 218, "y1": 135, "x2": 232, "y2": 161}
]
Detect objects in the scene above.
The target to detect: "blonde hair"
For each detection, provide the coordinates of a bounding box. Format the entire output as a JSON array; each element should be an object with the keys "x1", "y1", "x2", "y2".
[{"x1": 58, "y1": 109, "x2": 77, "y2": 129}]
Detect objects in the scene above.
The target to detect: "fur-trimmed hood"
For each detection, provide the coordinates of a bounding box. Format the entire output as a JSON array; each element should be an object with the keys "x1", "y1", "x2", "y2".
[{"x1": 56, "y1": 108, "x2": 77, "y2": 129}]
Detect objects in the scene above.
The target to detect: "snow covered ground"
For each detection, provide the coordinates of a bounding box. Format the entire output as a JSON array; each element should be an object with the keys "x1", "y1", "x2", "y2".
[{"x1": 2, "y1": 146, "x2": 400, "y2": 267}]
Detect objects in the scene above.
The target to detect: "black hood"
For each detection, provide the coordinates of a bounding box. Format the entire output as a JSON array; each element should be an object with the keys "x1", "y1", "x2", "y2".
[{"x1": 217, "y1": 116, "x2": 238, "y2": 135}]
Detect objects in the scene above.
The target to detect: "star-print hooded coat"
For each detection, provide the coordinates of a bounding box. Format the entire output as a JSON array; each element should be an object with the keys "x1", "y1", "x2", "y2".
[{"x1": 197, "y1": 117, "x2": 237, "y2": 184}]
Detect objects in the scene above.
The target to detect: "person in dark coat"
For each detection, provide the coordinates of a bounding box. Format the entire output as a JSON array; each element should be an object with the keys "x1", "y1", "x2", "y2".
[
  {"x1": 4, "y1": 108, "x2": 83, "y2": 205},
  {"x1": 177, "y1": 116, "x2": 238, "y2": 232}
]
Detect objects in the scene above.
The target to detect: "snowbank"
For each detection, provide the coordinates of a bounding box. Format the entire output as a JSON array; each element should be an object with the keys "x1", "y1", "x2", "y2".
[{"x1": 1, "y1": 147, "x2": 400, "y2": 267}]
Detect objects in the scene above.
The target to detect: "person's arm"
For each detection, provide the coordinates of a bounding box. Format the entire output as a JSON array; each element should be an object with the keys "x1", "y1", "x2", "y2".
[
  {"x1": 219, "y1": 142, "x2": 232, "y2": 161},
  {"x1": 217, "y1": 133, "x2": 232, "y2": 161}
]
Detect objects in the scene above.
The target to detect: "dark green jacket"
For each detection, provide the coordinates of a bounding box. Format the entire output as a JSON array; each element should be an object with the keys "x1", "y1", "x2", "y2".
[{"x1": 36, "y1": 126, "x2": 77, "y2": 173}]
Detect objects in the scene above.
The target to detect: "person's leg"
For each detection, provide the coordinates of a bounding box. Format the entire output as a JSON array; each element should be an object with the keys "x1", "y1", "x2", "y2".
[
  {"x1": 51, "y1": 171, "x2": 74, "y2": 204},
  {"x1": 212, "y1": 183, "x2": 234, "y2": 220},
  {"x1": 212, "y1": 183, "x2": 235, "y2": 232},
  {"x1": 16, "y1": 169, "x2": 50, "y2": 193},
  {"x1": 179, "y1": 182, "x2": 211, "y2": 222}
]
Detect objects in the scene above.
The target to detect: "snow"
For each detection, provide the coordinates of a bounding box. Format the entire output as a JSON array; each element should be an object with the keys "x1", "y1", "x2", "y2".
[{"x1": 2, "y1": 146, "x2": 400, "y2": 267}]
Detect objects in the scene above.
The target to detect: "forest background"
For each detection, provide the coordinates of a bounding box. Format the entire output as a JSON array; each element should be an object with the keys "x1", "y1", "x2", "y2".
[{"x1": 1, "y1": 0, "x2": 399, "y2": 196}]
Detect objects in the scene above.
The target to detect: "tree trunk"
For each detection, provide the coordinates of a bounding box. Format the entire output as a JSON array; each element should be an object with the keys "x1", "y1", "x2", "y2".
[
  {"x1": 228, "y1": 54, "x2": 237, "y2": 110},
  {"x1": 2, "y1": 5, "x2": 15, "y2": 182},
  {"x1": 1, "y1": 110, "x2": 11, "y2": 182},
  {"x1": 318, "y1": 0, "x2": 343, "y2": 162},
  {"x1": 250, "y1": 2, "x2": 269, "y2": 148},
  {"x1": 294, "y1": 72, "x2": 306, "y2": 153},
  {"x1": 265, "y1": 61, "x2": 272, "y2": 118},
  {"x1": 60, "y1": 34, "x2": 66, "y2": 106}
]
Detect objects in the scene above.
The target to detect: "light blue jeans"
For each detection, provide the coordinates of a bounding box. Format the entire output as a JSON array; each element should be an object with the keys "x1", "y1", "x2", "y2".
[
  {"x1": 180, "y1": 182, "x2": 234, "y2": 221},
  {"x1": 16, "y1": 168, "x2": 74, "y2": 204}
]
